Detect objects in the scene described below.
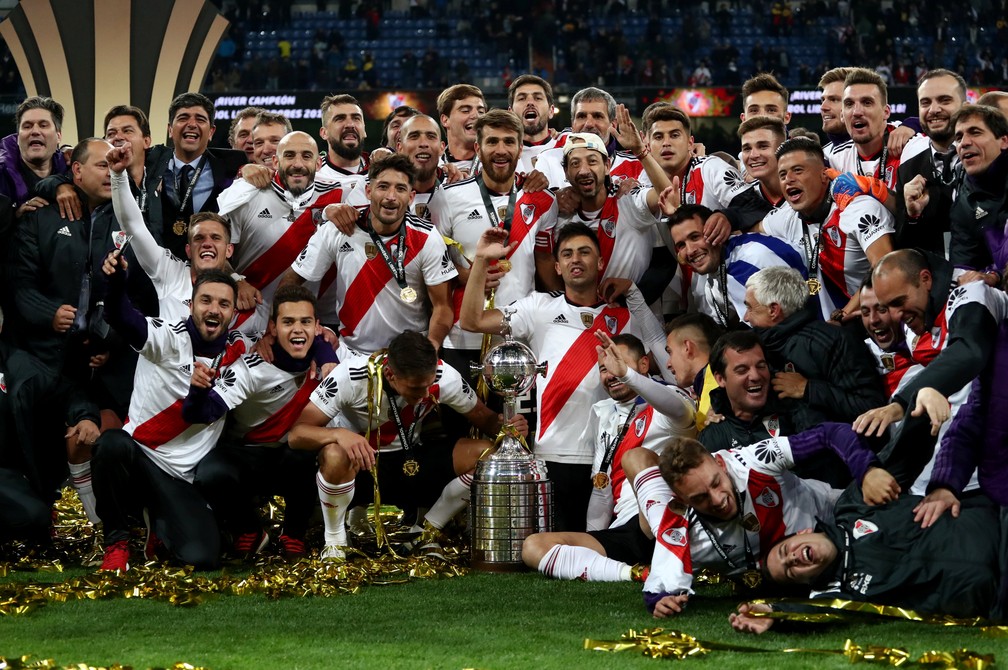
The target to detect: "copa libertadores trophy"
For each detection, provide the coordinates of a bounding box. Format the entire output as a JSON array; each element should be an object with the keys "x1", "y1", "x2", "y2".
[{"x1": 469, "y1": 308, "x2": 553, "y2": 571}]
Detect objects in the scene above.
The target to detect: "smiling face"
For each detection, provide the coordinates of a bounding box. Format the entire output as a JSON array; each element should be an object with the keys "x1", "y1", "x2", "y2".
[
  {"x1": 955, "y1": 114, "x2": 1008, "y2": 176},
  {"x1": 742, "y1": 90, "x2": 791, "y2": 124},
  {"x1": 186, "y1": 218, "x2": 233, "y2": 272},
  {"x1": 564, "y1": 147, "x2": 609, "y2": 202},
  {"x1": 105, "y1": 114, "x2": 151, "y2": 169},
  {"x1": 169, "y1": 105, "x2": 214, "y2": 162},
  {"x1": 191, "y1": 280, "x2": 236, "y2": 342},
  {"x1": 740, "y1": 127, "x2": 780, "y2": 183},
  {"x1": 598, "y1": 343, "x2": 647, "y2": 402},
  {"x1": 765, "y1": 531, "x2": 838, "y2": 585},
  {"x1": 321, "y1": 102, "x2": 366, "y2": 160},
  {"x1": 673, "y1": 456, "x2": 737, "y2": 521},
  {"x1": 820, "y1": 81, "x2": 845, "y2": 135},
  {"x1": 366, "y1": 168, "x2": 415, "y2": 228},
  {"x1": 918, "y1": 74, "x2": 964, "y2": 146},
  {"x1": 477, "y1": 125, "x2": 521, "y2": 184},
  {"x1": 271, "y1": 299, "x2": 317, "y2": 359},
  {"x1": 398, "y1": 116, "x2": 444, "y2": 184},
  {"x1": 714, "y1": 346, "x2": 770, "y2": 420},
  {"x1": 554, "y1": 233, "x2": 603, "y2": 290},
  {"x1": 231, "y1": 114, "x2": 257, "y2": 160},
  {"x1": 274, "y1": 132, "x2": 320, "y2": 196},
  {"x1": 252, "y1": 122, "x2": 287, "y2": 166},
  {"x1": 742, "y1": 286, "x2": 776, "y2": 328},
  {"x1": 441, "y1": 95, "x2": 486, "y2": 148},
  {"x1": 571, "y1": 99, "x2": 614, "y2": 143},
  {"x1": 511, "y1": 83, "x2": 554, "y2": 139},
  {"x1": 18, "y1": 108, "x2": 61, "y2": 168},
  {"x1": 872, "y1": 267, "x2": 933, "y2": 336},
  {"x1": 649, "y1": 119, "x2": 694, "y2": 176},
  {"x1": 671, "y1": 215, "x2": 720, "y2": 275},
  {"x1": 843, "y1": 83, "x2": 890, "y2": 149},
  {"x1": 859, "y1": 285, "x2": 901, "y2": 350},
  {"x1": 777, "y1": 150, "x2": 830, "y2": 216}
]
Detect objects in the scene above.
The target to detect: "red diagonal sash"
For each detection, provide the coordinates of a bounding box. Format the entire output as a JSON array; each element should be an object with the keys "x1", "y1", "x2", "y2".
[
  {"x1": 339, "y1": 223, "x2": 425, "y2": 338},
  {"x1": 538, "y1": 305, "x2": 630, "y2": 435},
  {"x1": 244, "y1": 375, "x2": 321, "y2": 444},
  {"x1": 748, "y1": 470, "x2": 786, "y2": 551},
  {"x1": 505, "y1": 190, "x2": 553, "y2": 259},
  {"x1": 610, "y1": 406, "x2": 654, "y2": 504},
  {"x1": 592, "y1": 197, "x2": 621, "y2": 274},
  {"x1": 241, "y1": 187, "x2": 344, "y2": 290}
]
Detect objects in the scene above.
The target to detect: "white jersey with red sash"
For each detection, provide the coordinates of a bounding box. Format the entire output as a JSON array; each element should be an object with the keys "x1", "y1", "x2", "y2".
[
  {"x1": 826, "y1": 124, "x2": 911, "y2": 190},
  {"x1": 218, "y1": 175, "x2": 347, "y2": 324},
  {"x1": 534, "y1": 142, "x2": 644, "y2": 189},
  {"x1": 678, "y1": 155, "x2": 746, "y2": 210},
  {"x1": 124, "y1": 321, "x2": 247, "y2": 482},
  {"x1": 556, "y1": 188, "x2": 659, "y2": 284},
  {"x1": 429, "y1": 175, "x2": 559, "y2": 349},
  {"x1": 308, "y1": 355, "x2": 477, "y2": 451},
  {"x1": 641, "y1": 437, "x2": 839, "y2": 596},
  {"x1": 587, "y1": 390, "x2": 697, "y2": 530},
  {"x1": 508, "y1": 292, "x2": 641, "y2": 463},
  {"x1": 209, "y1": 352, "x2": 320, "y2": 447},
  {"x1": 518, "y1": 134, "x2": 564, "y2": 175},
  {"x1": 906, "y1": 281, "x2": 1008, "y2": 366},
  {"x1": 317, "y1": 153, "x2": 369, "y2": 189},
  {"x1": 292, "y1": 210, "x2": 457, "y2": 355},
  {"x1": 865, "y1": 338, "x2": 921, "y2": 400}
]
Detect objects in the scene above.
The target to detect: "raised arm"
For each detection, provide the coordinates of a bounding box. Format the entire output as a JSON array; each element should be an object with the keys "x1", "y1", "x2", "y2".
[{"x1": 458, "y1": 227, "x2": 508, "y2": 335}]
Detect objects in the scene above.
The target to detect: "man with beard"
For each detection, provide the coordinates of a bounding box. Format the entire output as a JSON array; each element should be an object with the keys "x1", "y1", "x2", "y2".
[
  {"x1": 858, "y1": 275, "x2": 921, "y2": 400},
  {"x1": 895, "y1": 70, "x2": 966, "y2": 255},
  {"x1": 437, "y1": 84, "x2": 486, "y2": 174},
  {"x1": 316, "y1": 94, "x2": 369, "y2": 188},
  {"x1": 397, "y1": 114, "x2": 446, "y2": 219},
  {"x1": 218, "y1": 131, "x2": 346, "y2": 331},
  {"x1": 759, "y1": 137, "x2": 894, "y2": 322},
  {"x1": 92, "y1": 257, "x2": 245, "y2": 571},
  {"x1": 508, "y1": 74, "x2": 558, "y2": 174},
  {"x1": 283, "y1": 154, "x2": 457, "y2": 356},
  {"x1": 522, "y1": 333, "x2": 695, "y2": 583},
  {"x1": 819, "y1": 68, "x2": 854, "y2": 157},
  {"x1": 429, "y1": 109, "x2": 560, "y2": 375}
]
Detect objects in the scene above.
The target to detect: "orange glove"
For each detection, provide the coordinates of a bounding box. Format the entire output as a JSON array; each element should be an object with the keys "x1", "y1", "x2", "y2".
[{"x1": 827, "y1": 168, "x2": 889, "y2": 211}]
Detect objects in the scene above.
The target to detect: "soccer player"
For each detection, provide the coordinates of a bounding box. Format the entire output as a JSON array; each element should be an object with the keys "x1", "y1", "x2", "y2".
[
  {"x1": 282, "y1": 154, "x2": 457, "y2": 356},
  {"x1": 459, "y1": 223, "x2": 649, "y2": 532},
  {"x1": 437, "y1": 84, "x2": 486, "y2": 174},
  {"x1": 288, "y1": 330, "x2": 521, "y2": 560},
  {"x1": 722, "y1": 117, "x2": 788, "y2": 232},
  {"x1": 93, "y1": 256, "x2": 245, "y2": 571},
  {"x1": 522, "y1": 333, "x2": 695, "y2": 582},
  {"x1": 508, "y1": 74, "x2": 559, "y2": 174},
  {"x1": 317, "y1": 94, "x2": 369, "y2": 186},
  {"x1": 396, "y1": 114, "x2": 447, "y2": 220}
]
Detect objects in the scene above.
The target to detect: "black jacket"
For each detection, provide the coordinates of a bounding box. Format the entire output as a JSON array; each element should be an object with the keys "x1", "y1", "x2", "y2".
[
  {"x1": 698, "y1": 386, "x2": 797, "y2": 452},
  {"x1": 949, "y1": 150, "x2": 1008, "y2": 273},
  {"x1": 893, "y1": 142, "x2": 955, "y2": 255}
]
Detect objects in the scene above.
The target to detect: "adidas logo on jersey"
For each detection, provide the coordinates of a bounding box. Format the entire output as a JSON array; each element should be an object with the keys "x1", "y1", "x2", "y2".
[
  {"x1": 338, "y1": 241, "x2": 353, "y2": 253},
  {"x1": 257, "y1": 208, "x2": 272, "y2": 219},
  {"x1": 268, "y1": 384, "x2": 284, "y2": 395},
  {"x1": 57, "y1": 225, "x2": 71, "y2": 237},
  {"x1": 466, "y1": 209, "x2": 482, "y2": 220},
  {"x1": 552, "y1": 314, "x2": 568, "y2": 324}
]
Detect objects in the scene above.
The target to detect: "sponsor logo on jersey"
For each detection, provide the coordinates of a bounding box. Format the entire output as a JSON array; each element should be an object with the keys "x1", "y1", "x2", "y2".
[
  {"x1": 56, "y1": 225, "x2": 71, "y2": 237},
  {"x1": 848, "y1": 572, "x2": 872, "y2": 594},
  {"x1": 852, "y1": 519, "x2": 878, "y2": 539},
  {"x1": 268, "y1": 384, "x2": 284, "y2": 395},
  {"x1": 552, "y1": 314, "x2": 568, "y2": 324},
  {"x1": 339, "y1": 241, "x2": 353, "y2": 253},
  {"x1": 218, "y1": 368, "x2": 237, "y2": 388},
  {"x1": 976, "y1": 206, "x2": 988, "y2": 219},
  {"x1": 580, "y1": 312, "x2": 595, "y2": 328},
  {"x1": 753, "y1": 440, "x2": 782, "y2": 465},
  {"x1": 257, "y1": 208, "x2": 272, "y2": 219},
  {"x1": 723, "y1": 170, "x2": 743, "y2": 190},
  {"x1": 151, "y1": 318, "x2": 164, "y2": 329},
  {"x1": 662, "y1": 527, "x2": 688, "y2": 547},
  {"x1": 753, "y1": 486, "x2": 780, "y2": 508},
  {"x1": 318, "y1": 376, "x2": 338, "y2": 399},
  {"x1": 947, "y1": 286, "x2": 968, "y2": 312},
  {"x1": 178, "y1": 363, "x2": 192, "y2": 375},
  {"x1": 857, "y1": 213, "x2": 886, "y2": 239},
  {"x1": 467, "y1": 209, "x2": 482, "y2": 220}
]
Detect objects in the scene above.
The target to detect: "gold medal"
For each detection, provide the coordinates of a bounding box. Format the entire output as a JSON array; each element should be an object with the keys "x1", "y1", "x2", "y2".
[
  {"x1": 742, "y1": 512, "x2": 761, "y2": 532},
  {"x1": 497, "y1": 258, "x2": 512, "y2": 273},
  {"x1": 806, "y1": 277, "x2": 821, "y2": 295},
  {"x1": 592, "y1": 472, "x2": 610, "y2": 489},
  {"x1": 400, "y1": 286, "x2": 417, "y2": 303},
  {"x1": 741, "y1": 569, "x2": 762, "y2": 589},
  {"x1": 402, "y1": 459, "x2": 420, "y2": 476},
  {"x1": 173, "y1": 218, "x2": 187, "y2": 236}
]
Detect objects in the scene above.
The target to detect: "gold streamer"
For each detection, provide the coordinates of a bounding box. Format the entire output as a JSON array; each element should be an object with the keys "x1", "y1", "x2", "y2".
[
  {"x1": 365, "y1": 351, "x2": 395, "y2": 555},
  {"x1": 748, "y1": 598, "x2": 991, "y2": 627},
  {"x1": 584, "y1": 629, "x2": 995, "y2": 667},
  {"x1": 0, "y1": 657, "x2": 208, "y2": 670}
]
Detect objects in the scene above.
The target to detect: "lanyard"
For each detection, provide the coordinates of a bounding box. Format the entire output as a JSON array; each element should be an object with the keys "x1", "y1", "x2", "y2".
[
  {"x1": 363, "y1": 209, "x2": 408, "y2": 290},
  {"x1": 679, "y1": 157, "x2": 697, "y2": 206},
  {"x1": 688, "y1": 487, "x2": 757, "y2": 572},
  {"x1": 855, "y1": 131, "x2": 889, "y2": 181},
  {"x1": 712, "y1": 260, "x2": 732, "y2": 327},
  {"x1": 385, "y1": 387, "x2": 424, "y2": 455},
  {"x1": 173, "y1": 155, "x2": 208, "y2": 213},
  {"x1": 478, "y1": 178, "x2": 517, "y2": 233},
  {"x1": 599, "y1": 400, "x2": 641, "y2": 475}
]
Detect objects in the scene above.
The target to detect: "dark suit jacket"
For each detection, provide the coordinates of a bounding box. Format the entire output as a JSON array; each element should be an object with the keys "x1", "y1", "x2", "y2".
[
  {"x1": 893, "y1": 142, "x2": 956, "y2": 255},
  {"x1": 144, "y1": 144, "x2": 247, "y2": 258}
]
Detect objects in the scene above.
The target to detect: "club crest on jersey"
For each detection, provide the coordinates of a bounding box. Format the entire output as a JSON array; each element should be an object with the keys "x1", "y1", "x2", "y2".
[
  {"x1": 580, "y1": 312, "x2": 595, "y2": 328},
  {"x1": 414, "y1": 203, "x2": 428, "y2": 219},
  {"x1": 662, "y1": 527, "x2": 688, "y2": 547},
  {"x1": 884, "y1": 166, "x2": 894, "y2": 184},
  {"x1": 604, "y1": 314, "x2": 618, "y2": 334},
  {"x1": 0, "y1": 373, "x2": 6, "y2": 393},
  {"x1": 753, "y1": 486, "x2": 780, "y2": 508},
  {"x1": 521, "y1": 203, "x2": 535, "y2": 224},
  {"x1": 111, "y1": 230, "x2": 131, "y2": 249},
  {"x1": 312, "y1": 208, "x2": 324, "y2": 225},
  {"x1": 364, "y1": 242, "x2": 378, "y2": 260},
  {"x1": 600, "y1": 218, "x2": 616, "y2": 237},
  {"x1": 853, "y1": 519, "x2": 878, "y2": 539},
  {"x1": 826, "y1": 226, "x2": 842, "y2": 247},
  {"x1": 634, "y1": 415, "x2": 647, "y2": 437},
  {"x1": 684, "y1": 191, "x2": 696, "y2": 205}
]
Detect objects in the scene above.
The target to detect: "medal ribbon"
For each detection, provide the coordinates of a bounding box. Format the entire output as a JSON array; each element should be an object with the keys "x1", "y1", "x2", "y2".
[
  {"x1": 598, "y1": 401, "x2": 641, "y2": 478},
  {"x1": 385, "y1": 386, "x2": 430, "y2": 460},
  {"x1": 712, "y1": 260, "x2": 733, "y2": 328},
  {"x1": 687, "y1": 487, "x2": 757, "y2": 574},
  {"x1": 855, "y1": 131, "x2": 889, "y2": 182},
  {"x1": 173, "y1": 155, "x2": 208, "y2": 215},
  {"x1": 363, "y1": 210, "x2": 409, "y2": 291},
  {"x1": 477, "y1": 178, "x2": 517, "y2": 234}
]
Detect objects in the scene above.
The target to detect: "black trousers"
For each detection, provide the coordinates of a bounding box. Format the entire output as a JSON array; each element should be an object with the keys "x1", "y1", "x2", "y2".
[
  {"x1": 0, "y1": 468, "x2": 51, "y2": 542},
  {"x1": 544, "y1": 461, "x2": 592, "y2": 533},
  {"x1": 92, "y1": 429, "x2": 220, "y2": 569},
  {"x1": 194, "y1": 443, "x2": 317, "y2": 538}
]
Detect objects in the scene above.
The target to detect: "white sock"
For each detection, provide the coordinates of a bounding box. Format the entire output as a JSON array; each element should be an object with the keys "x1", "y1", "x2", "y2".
[
  {"x1": 424, "y1": 473, "x2": 473, "y2": 530},
  {"x1": 537, "y1": 544, "x2": 632, "y2": 582},
  {"x1": 633, "y1": 466, "x2": 673, "y2": 533},
  {"x1": 68, "y1": 461, "x2": 100, "y2": 525},
  {"x1": 316, "y1": 472, "x2": 353, "y2": 546}
]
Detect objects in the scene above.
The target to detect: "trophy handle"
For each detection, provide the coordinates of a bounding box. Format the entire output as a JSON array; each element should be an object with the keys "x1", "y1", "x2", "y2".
[{"x1": 536, "y1": 361, "x2": 548, "y2": 378}]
